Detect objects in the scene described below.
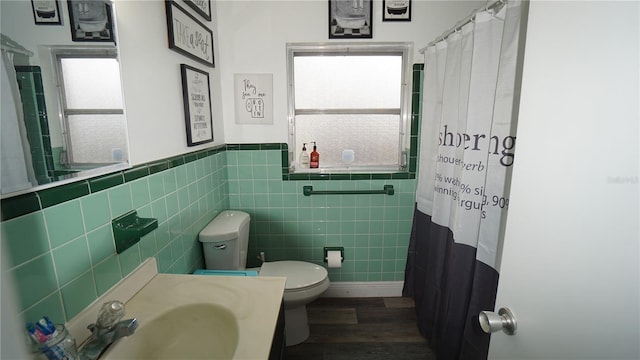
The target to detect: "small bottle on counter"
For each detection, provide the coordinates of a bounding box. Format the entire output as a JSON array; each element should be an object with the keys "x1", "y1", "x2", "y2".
[
  {"x1": 310, "y1": 142, "x2": 319, "y2": 168},
  {"x1": 299, "y1": 143, "x2": 309, "y2": 169}
]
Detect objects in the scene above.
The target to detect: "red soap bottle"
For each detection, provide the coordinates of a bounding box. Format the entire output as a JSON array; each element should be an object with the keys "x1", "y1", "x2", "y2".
[{"x1": 310, "y1": 142, "x2": 319, "y2": 168}]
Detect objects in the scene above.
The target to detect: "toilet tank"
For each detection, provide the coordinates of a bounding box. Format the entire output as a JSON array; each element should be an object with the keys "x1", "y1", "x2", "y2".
[{"x1": 199, "y1": 210, "x2": 250, "y2": 270}]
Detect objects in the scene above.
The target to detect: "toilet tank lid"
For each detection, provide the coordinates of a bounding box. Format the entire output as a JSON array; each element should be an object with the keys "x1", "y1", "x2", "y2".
[{"x1": 199, "y1": 210, "x2": 250, "y2": 242}]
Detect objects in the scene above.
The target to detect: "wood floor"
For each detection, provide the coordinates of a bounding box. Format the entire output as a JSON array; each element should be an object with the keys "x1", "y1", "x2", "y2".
[{"x1": 285, "y1": 297, "x2": 436, "y2": 360}]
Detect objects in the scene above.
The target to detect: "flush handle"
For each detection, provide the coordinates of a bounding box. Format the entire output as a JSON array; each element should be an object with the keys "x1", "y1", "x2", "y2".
[
  {"x1": 479, "y1": 307, "x2": 517, "y2": 335},
  {"x1": 213, "y1": 244, "x2": 227, "y2": 250}
]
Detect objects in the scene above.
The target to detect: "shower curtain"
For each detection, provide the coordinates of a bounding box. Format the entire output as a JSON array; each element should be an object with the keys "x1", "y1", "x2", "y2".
[
  {"x1": 1, "y1": 50, "x2": 35, "y2": 194},
  {"x1": 403, "y1": 1, "x2": 525, "y2": 359}
]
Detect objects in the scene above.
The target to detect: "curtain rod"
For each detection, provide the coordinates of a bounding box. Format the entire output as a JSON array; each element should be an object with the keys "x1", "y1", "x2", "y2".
[{"x1": 419, "y1": 0, "x2": 506, "y2": 54}]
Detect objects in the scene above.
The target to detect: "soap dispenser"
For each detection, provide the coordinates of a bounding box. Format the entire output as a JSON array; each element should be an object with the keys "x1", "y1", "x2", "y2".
[
  {"x1": 299, "y1": 143, "x2": 310, "y2": 169},
  {"x1": 310, "y1": 142, "x2": 319, "y2": 168}
]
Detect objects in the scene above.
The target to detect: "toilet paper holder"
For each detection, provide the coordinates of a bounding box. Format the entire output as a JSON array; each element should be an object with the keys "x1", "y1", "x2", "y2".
[{"x1": 323, "y1": 247, "x2": 344, "y2": 263}]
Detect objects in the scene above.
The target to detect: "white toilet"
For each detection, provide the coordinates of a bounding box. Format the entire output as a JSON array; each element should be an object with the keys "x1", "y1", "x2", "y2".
[{"x1": 198, "y1": 210, "x2": 330, "y2": 346}]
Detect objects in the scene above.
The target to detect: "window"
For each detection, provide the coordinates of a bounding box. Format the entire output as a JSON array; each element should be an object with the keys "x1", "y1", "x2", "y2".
[
  {"x1": 287, "y1": 43, "x2": 411, "y2": 173},
  {"x1": 54, "y1": 47, "x2": 127, "y2": 166}
]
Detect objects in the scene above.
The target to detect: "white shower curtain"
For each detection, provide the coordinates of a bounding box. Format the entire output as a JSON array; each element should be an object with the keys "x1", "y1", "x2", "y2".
[
  {"x1": 404, "y1": 1, "x2": 526, "y2": 359},
  {"x1": 1, "y1": 51, "x2": 36, "y2": 194}
]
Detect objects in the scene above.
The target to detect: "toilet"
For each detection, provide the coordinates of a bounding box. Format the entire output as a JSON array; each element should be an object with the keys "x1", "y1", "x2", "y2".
[{"x1": 198, "y1": 210, "x2": 330, "y2": 346}]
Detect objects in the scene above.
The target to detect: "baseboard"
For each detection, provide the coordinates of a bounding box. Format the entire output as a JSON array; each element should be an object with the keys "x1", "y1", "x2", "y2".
[{"x1": 322, "y1": 281, "x2": 404, "y2": 298}]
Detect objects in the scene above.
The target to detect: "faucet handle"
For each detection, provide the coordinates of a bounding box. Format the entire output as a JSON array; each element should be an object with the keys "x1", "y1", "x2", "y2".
[
  {"x1": 114, "y1": 318, "x2": 138, "y2": 337},
  {"x1": 96, "y1": 301, "x2": 125, "y2": 329}
]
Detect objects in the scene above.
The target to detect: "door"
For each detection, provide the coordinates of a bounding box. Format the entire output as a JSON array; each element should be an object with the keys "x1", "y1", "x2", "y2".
[{"x1": 489, "y1": 1, "x2": 639, "y2": 359}]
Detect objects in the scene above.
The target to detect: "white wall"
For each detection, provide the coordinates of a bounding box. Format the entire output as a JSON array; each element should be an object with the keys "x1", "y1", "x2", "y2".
[
  {"x1": 1, "y1": 0, "x2": 227, "y2": 165},
  {"x1": 216, "y1": 0, "x2": 482, "y2": 144},
  {"x1": 115, "y1": 0, "x2": 225, "y2": 165},
  {"x1": 2, "y1": 0, "x2": 482, "y2": 165}
]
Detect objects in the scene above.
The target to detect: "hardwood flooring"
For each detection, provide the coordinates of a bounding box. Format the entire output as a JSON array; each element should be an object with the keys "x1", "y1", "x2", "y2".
[{"x1": 285, "y1": 297, "x2": 436, "y2": 360}]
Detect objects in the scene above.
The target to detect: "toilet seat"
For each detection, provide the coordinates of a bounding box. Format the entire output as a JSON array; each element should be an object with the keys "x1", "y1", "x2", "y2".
[{"x1": 259, "y1": 261, "x2": 328, "y2": 291}]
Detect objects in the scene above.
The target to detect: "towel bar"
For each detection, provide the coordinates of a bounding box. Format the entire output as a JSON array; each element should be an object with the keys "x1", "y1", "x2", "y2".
[{"x1": 303, "y1": 185, "x2": 394, "y2": 196}]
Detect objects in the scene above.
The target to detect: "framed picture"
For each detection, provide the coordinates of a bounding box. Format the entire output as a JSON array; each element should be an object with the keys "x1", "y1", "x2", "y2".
[
  {"x1": 67, "y1": 0, "x2": 114, "y2": 41},
  {"x1": 180, "y1": 64, "x2": 214, "y2": 146},
  {"x1": 183, "y1": 0, "x2": 211, "y2": 22},
  {"x1": 166, "y1": 1, "x2": 214, "y2": 68},
  {"x1": 382, "y1": 0, "x2": 411, "y2": 22},
  {"x1": 233, "y1": 74, "x2": 273, "y2": 125},
  {"x1": 31, "y1": 0, "x2": 62, "y2": 25},
  {"x1": 329, "y1": 0, "x2": 372, "y2": 39}
]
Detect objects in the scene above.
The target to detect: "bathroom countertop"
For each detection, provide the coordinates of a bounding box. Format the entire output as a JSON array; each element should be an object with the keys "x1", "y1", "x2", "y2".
[{"x1": 94, "y1": 269, "x2": 285, "y2": 359}]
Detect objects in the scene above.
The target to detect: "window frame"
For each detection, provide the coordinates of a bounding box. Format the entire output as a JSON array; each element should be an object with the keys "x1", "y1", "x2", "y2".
[
  {"x1": 286, "y1": 42, "x2": 413, "y2": 173},
  {"x1": 51, "y1": 46, "x2": 124, "y2": 166}
]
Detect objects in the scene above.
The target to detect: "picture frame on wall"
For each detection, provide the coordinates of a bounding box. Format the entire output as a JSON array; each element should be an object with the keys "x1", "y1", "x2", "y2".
[
  {"x1": 329, "y1": 0, "x2": 372, "y2": 39},
  {"x1": 166, "y1": 1, "x2": 214, "y2": 67},
  {"x1": 67, "y1": 0, "x2": 115, "y2": 41},
  {"x1": 31, "y1": 0, "x2": 62, "y2": 25},
  {"x1": 183, "y1": 0, "x2": 211, "y2": 22},
  {"x1": 233, "y1": 73, "x2": 274, "y2": 125},
  {"x1": 382, "y1": 0, "x2": 411, "y2": 22},
  {"x1": 181, "y1": 64, "x2": 214, "y2": 146}
]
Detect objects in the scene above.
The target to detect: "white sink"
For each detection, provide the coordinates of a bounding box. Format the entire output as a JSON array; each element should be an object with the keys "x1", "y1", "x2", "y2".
[
  {"x1": 98, "y1": 272, "x2": 286, "y2": 360},
  {"x1": 103, "y1": 303, "x2": 239, "y2": 359}
]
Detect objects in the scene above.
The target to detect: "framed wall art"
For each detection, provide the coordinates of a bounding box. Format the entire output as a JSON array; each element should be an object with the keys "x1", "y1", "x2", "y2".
[
  {"x1": 382, "y1": 0, "x2": 411, "y2": 21},
  {"x1": 233, "y1": 73, "x2": 273, "y2": 125},
  {"x1": 67, "y1": 0, "x2": 115, "y2": 41},
  {"x1": 329, "y1": 0, "x2": 372, "y2": 39},
  {"x1": 181, "y1": 64, "x2": 214, "y2": 146},
  {"x1": 184, "y1": 0, "x2": 211, "y2": 22},
  {"x1": 31, "y1": 0, "x2": 62, "y2": 25},
  {"x1": 166, "y1": 1, "x2": 214, "y2": 67}
]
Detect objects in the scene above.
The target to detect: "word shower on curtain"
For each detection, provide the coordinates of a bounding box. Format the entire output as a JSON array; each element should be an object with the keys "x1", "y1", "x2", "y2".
[{"x1": 403, "y1": 1, "x2": 525, "y2": 359}]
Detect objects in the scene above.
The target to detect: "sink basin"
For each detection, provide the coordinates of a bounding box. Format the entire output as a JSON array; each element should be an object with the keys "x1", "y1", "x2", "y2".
[
  {"x1": 103, "y1": 303, "x2": 238, "y2": 359},
  {"x1": 90, "y1": 272, "x2": 286, "y2": 360}
]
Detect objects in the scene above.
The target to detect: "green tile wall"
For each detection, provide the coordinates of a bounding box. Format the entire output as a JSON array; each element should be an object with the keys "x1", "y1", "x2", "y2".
[
  {"x1": 1, "y1": 63, "x2": 424, "y2": 326},
  {"x1": 226, "y1": 149, "x2": 416, "y2": 281},
  {"x1": 1, "y1": 150, "x2": 229, "y2": 324},
  {"x1": 15, "y1": 66, "x2": 55, "y2": 185}
]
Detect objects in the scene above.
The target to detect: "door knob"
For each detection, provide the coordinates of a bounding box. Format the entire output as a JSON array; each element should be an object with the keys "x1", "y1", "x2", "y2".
[{"x1": 479, "y1": 307, "x2": 517, "y2": 335}]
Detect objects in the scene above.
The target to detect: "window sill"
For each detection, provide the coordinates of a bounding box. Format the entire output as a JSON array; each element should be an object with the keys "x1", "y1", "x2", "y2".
[
  {"x1": 283, "y1": 167, "x2": 414, "y2": 181},
  {"x1": 291, "y1": 165, "x2": 402, "y2": 174}
]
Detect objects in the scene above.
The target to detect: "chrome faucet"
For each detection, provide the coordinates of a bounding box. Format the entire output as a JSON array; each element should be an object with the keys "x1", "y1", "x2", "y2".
[{"x1": 78, "y1": 301, "x2": 138, "y2": 360}]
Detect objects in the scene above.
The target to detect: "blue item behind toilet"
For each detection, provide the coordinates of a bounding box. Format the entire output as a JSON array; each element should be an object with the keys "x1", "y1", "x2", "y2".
[{"x1": 193, "y1": 269, "x2": 258, "y2": 277}]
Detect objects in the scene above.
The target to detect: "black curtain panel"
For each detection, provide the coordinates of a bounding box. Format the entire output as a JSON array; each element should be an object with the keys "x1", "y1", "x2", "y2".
[{"x1": 403, "y1": 208, "x2": 499, "y2": 360}]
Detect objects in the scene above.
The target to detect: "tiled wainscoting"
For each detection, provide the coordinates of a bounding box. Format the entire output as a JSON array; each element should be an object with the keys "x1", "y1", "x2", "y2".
[
  {"x1": 2, "y1": 145, "x2": 416, "y2": 326},
  {"x1": 1, "y1": 150, "x2": 229, "y2": 324},
  {"x1": 1, "y1": 64, "x2": 424, "y2": 327},
  {"x1": 227, "y1": 148, "x2": 416, "y2": 281}
]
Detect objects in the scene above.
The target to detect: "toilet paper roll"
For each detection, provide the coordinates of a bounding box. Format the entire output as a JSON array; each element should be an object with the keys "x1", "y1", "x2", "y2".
[{"x1": 327, "y1": 250, "x2": 342, "y2": 268}]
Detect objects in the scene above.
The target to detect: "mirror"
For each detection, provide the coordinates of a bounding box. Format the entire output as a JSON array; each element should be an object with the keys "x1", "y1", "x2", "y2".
[{"x1": 0, "y1": 0, "x2": 129, "y2": 198}]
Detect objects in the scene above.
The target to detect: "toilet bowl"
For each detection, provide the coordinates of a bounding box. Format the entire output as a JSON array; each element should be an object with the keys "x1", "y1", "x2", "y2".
[
  {"x1": 260, "y1": 260, "x2": 330, "y2": 345},
  {"x1": 198, "y1": 210, "x2": 330, "y2": 346}
]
